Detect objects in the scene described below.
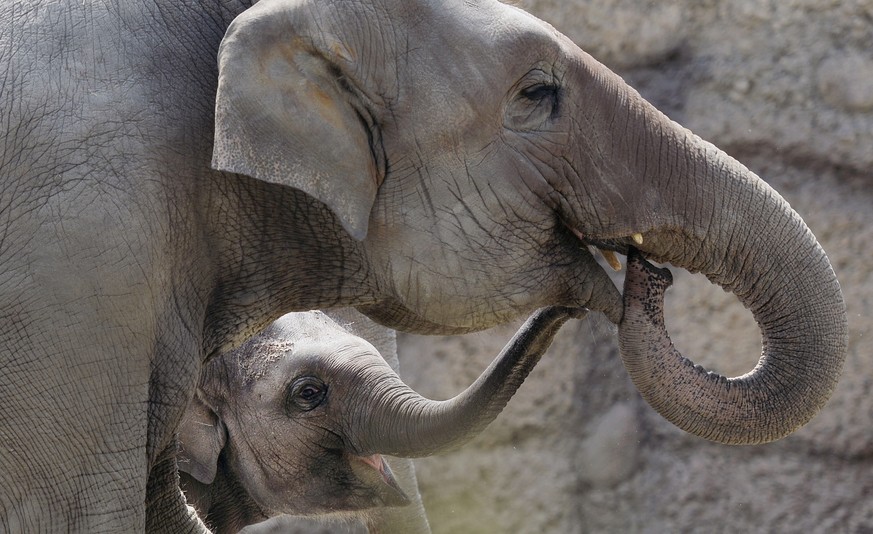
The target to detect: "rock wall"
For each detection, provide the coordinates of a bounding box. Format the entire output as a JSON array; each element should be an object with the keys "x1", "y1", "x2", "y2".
[
  {"x1": 248, "y1": 1, "x2": 872, "y2": 532},
  {"x1": 398, "y1": 1, "x2": 873, "y2": 532}
]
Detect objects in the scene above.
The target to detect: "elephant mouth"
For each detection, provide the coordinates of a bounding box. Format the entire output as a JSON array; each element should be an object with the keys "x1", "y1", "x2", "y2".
[
  {"x1": 561, "y1": 225, "x2": 662, "y2": 325},
  {"x1": 567, "y1": 223, "x2": 653, "y2": 277},
  {"x1": 568, "y1": 226, "x2": 646, "y2": 271},
  {"x1": 347, "y1": 453, "x2": 411, "y2": 508}
]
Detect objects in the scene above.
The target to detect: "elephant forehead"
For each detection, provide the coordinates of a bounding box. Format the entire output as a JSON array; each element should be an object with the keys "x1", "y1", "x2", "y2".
[
  {"x1": 269, "y1": 310, "x2": 341, "y2": 337},
  {"x1": 234, "y1": 335, "x2": 382, "y2": 387},
  {"x1": 327, "y1": 0, "x2": 563, "y2": 101},
  {"x1": 375, "y1": 4, "x2": 567, "y2": 150},
  {"x1": 437, "y1": 1, "x2": 561, "y2": 67},
  {"x1": 277, "y1": 339, "x2": 386, "y2": 375}
]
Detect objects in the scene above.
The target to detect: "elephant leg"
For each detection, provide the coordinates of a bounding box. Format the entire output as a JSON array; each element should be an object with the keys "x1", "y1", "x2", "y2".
[
  {"x1": 145, "y1": 439, "x2": 209, "y2": 534},
  {"x1": 144, "y1": 326, "x2": 208, "y2": 533}
]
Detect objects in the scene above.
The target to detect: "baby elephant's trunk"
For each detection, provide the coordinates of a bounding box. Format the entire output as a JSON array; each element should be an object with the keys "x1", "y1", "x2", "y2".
[{"x1": 354, "y1": 306, "x2": 584, "y2": 457}]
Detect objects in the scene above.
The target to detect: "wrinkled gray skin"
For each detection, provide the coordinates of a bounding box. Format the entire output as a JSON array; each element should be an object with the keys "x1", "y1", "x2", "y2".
[
  {"x1": 619, "y1": 249, "x2": 845, "y2": 445},
  {"x1": 0, "y1": 0, "x2": 847, "y2": 530},
  {"x1": 177, "y1": 307, "x2": 578, "y2": 533}
]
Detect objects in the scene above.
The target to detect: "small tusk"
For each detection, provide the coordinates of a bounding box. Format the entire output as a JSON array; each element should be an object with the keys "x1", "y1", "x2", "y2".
[
  {"x1": 598, "y1": 248, "x2": 622, "y2": 271},
  {"x1": 569, "y1": 227, "x2": 586, "y2": 241},
  {"x1": 632, "y1": 233, "x2": 644, "y2": 245}
]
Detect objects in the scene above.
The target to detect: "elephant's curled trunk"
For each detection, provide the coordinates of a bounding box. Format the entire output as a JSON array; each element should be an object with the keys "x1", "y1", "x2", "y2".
[
  {"x1": 616, "y1": 131, "x2": 848, "y2": 444},
  {"x1": 354, "y1": 307, "x2": 582, "y2": 457}
]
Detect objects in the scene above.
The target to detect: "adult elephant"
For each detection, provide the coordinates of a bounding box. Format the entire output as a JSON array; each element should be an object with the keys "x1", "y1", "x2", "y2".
[{"x1": 0, "y1": 0, "x2": 847, "y2": 531}]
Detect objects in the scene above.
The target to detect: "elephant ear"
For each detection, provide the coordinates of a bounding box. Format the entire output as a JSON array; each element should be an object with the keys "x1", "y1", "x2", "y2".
[
  {"x1": 177, "y1": 394, "x2": 227, "y2": 485},
  {"x1": 211, "y1": 0, "x2": 382, "y2": 241}
]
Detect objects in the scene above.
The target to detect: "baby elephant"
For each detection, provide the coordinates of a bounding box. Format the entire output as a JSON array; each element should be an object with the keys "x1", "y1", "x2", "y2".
[{"x1": 178, "y1": 307, "x2": 582, "y2": 532}]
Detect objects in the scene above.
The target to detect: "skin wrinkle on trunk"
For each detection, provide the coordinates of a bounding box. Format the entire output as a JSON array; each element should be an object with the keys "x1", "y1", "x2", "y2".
[{"x1": 356, "y1": 307, "x2": 584, "y2": 457}]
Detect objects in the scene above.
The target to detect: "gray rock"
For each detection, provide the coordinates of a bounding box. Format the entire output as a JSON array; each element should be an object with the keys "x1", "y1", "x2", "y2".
[{"x1": 817, "y1": 51, "x2": 873, "y2": 112}]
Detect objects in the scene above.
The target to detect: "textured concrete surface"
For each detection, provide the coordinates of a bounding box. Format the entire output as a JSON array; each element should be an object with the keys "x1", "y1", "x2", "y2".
[{"x1": 249, "y1": 0, "x2": 872, "y2": 532}]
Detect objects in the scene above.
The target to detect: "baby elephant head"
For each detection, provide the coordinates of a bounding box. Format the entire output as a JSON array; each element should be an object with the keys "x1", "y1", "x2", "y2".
[{"x1": 178, "y1": 308, "x2": 581, "y2": 531}]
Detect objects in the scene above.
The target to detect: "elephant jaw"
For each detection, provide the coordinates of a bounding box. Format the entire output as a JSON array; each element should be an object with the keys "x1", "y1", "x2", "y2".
[
  {"x1": 358, "y1": 225, "x2": 627, "y2": 333},
  {"x1": 348, "y1": 453, "x2": 410, "y2": 508}
]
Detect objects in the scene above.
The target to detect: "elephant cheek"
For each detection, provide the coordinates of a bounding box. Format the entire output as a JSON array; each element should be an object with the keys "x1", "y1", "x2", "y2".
[{"x1": 564, "y1": 246, "x2": 624, "y2": 324}]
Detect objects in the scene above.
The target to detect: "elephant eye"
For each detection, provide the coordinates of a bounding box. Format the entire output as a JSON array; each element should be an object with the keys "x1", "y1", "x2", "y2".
[
  {"x1": 505, "y1": 81, "x2": 560, "y2": 131},
  {"x1": 300, "y1": 385, "x2": 320, "y2": 401},
  {"x1": 286, "y1": 376, "x2": 327, "y2": 412},
  {"x1": 520, "y1": 83, "x2": 558, "y2": 103}
]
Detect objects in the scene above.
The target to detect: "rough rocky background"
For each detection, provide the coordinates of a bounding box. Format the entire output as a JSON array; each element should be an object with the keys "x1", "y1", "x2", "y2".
[{"x1": 250, "y1": 0, "x2": 872, "y2": 532}]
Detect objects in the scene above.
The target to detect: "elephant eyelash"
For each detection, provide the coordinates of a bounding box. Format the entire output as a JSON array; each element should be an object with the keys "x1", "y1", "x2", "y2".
[
  {"x1": 520, "y1": 83, "x2": 558, "y2": 102},
  {"x1": 328, "y1": 64, "x2": 355, "y2": 95},
  {"x1": 504, "y1": 82, "x2": 561, "y2": 131},
  {"x1": 521, "y1": 83, "x2": 560, "y2": 118}
]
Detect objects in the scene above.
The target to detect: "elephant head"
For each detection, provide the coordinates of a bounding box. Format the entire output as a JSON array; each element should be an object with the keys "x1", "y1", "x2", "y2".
[
  {"x1": 210, "y1": 0, "x2": 847, "y2": 445},
  {"x1": 178, "y1": 307, "x2": 579, "y2": 532}
]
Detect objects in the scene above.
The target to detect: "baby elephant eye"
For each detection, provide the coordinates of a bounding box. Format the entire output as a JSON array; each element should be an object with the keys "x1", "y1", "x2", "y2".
[
  {"x1": 286, "y1": 377, "x2": 327, "y2": 412},
  {"x1": 299, "y1": 385, "x2": 321, "y2": 401}
]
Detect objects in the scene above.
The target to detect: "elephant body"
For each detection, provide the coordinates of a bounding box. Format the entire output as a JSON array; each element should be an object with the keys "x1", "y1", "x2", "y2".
[
  {"x1": 177, "y1": 308, "x2": 578, "y2": 533},
  {"x1": 0, "y1": 0, "x2": 846, "y2": 530}
]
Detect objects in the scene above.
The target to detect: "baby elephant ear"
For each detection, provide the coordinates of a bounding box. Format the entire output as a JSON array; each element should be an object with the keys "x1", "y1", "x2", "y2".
[
  {"x1": 177, "y1": 395, "x2": 227, "y2": 485},
  {"x1": 212, "y1": 0, "x2": 382, "y2": 241}
]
